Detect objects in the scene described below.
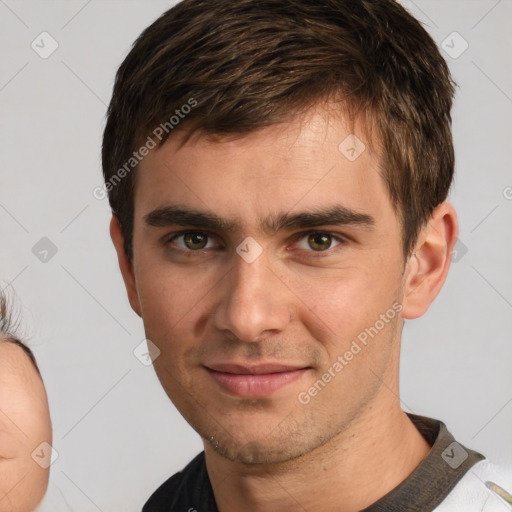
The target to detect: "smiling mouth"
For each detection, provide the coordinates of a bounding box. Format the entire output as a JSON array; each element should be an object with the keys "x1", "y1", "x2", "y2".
[{"x1": 204, "y1": 363, "x2": 311, "y2": 398}]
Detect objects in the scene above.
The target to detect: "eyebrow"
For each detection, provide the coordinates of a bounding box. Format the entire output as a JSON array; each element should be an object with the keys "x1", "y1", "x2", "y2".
[
  {"x1": 144, "y1": 207, "x2": 235, "y2": 231},
  {"x1": 143, "y1": 205, "x2": 374, "y2": 234},
  {"x1": 263, "y1": 207, "x2": 374, "y2": 234}
]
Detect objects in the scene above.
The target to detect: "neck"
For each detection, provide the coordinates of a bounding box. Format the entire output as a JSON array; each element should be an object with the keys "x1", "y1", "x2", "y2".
[{"x1": 204, "y1": 398, "x2": 431, "y2": 512}]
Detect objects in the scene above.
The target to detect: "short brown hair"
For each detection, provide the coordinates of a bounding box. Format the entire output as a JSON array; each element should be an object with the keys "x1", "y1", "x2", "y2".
[{"x1": 102, "y1": 0, "x2": 455, "y2": 262}]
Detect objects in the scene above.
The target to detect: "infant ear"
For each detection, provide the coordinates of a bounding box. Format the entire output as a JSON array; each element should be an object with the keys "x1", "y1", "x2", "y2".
[{"x1": 401, "y1": 203, "x2": 458, "y2": 319}]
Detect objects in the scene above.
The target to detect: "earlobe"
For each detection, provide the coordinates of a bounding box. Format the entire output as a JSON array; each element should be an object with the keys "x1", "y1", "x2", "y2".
[
  {"x1": 109, "y1": 215, "x2": 142, "y2": 317},
  {"x1": 401, "y1": 203, "x2": 458, "y2": 319}
]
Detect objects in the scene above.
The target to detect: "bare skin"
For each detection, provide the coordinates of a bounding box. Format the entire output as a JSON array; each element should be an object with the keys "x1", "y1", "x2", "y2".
[
  {"x1": 0, "y1": 339, "x2": 52, "y2": 512},
  {"x1": 111, "y1": 101, "x2": 458, "y2": 511}
]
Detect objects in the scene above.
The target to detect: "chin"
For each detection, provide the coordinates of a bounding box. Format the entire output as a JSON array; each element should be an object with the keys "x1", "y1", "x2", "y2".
[
  {"x1": 201, "y1": 418, "x2": 327, "y2": 465},
  {"x1": 208, "y1": 435, "x2": 303, "y2": 464}
]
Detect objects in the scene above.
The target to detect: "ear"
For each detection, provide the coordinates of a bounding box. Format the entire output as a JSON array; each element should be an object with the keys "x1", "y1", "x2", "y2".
[
  {"x1": 109, "y1": 215, "x2": 142, "y2": 317},
  {"x1": 401, "y1": 202, "x2": 458, "y2": 319}
]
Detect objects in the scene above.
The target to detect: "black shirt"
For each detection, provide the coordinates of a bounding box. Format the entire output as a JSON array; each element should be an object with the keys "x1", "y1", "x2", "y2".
[{"x1": 142, "y1": 413, "x2": 485, "y2": 512}]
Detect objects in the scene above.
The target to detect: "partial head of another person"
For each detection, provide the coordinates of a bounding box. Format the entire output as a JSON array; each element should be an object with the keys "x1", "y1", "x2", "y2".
[{"x1": 0, "y1": 291, "x2": 52, "y2": 512}]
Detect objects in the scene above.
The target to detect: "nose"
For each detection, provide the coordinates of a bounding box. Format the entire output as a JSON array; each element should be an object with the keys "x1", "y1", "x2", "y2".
[{"x1": 213, "y1": 247, "x2": 293, "y2": 343}]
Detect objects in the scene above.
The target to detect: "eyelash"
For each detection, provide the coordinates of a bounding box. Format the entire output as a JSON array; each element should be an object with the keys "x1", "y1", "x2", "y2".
[{"x1": 165, "y1": 230, "x2": 348, "y2": 256}]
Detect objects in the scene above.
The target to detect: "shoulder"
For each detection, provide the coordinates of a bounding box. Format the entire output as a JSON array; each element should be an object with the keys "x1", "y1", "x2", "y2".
[
  {"x1": 433, "y1": 459, "x2": 512, "y2": 512},
  {"x1": 143, "y1": 452, "x2": 213, "y2": 512}
]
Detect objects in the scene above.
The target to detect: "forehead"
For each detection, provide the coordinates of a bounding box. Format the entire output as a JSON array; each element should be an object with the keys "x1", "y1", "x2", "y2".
[
  {"x1": 134, "y1": 103, "x2": 390, "y2": 226},
  {"x1": 0, "y1": 338, "x2": 38, "y2": 380}
]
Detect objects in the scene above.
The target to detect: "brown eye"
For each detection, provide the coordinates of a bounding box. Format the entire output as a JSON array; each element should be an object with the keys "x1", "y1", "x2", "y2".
[
  {"x1": 294, "y1": 231, "x2": 345, "y2": 253},
  {"x1": 307, "y1": 233, "x2": 332, "y2": 251},
  {"x1": 183, "y1": 232, "x2": 209, "y2": 250},
  {"x1": 166, "y1": 230, "x2": 220, "y2": 253}
]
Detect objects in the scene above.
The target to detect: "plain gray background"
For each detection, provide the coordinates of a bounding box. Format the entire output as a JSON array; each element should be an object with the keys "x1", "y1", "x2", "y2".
[{"x1": 1, "y1": 0, "x2": 511, "y2": 510}]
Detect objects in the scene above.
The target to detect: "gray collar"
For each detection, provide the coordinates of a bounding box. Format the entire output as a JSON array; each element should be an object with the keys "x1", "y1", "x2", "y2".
[{"x1": 362, "y1": 413, "x2": 485, "y2": 511}]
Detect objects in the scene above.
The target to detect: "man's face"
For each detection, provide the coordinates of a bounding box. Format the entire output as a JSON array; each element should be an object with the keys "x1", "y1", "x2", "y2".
[{"x1": 127, "y1": 104, "x2": 409, "y2": 464}]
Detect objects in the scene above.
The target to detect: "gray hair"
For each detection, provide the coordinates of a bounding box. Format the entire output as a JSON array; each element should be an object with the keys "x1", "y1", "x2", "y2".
[{"x1": 0, "y1": 288, "x2": 41, "y2": 375}]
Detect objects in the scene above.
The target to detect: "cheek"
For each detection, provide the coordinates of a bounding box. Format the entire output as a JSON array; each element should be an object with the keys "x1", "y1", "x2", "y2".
[
  {"x1": 137, "y1": 262, "x2": 199, "y2": 318},
  {"x1": 137, "y1": 262, "x2": 215, "y2": 376},
  {"x1": 288, "y1": 264, "x2": 402, "y2": 350},
  {"x1": 290, "y1": 264, "x2": 387, "y2": 316}
]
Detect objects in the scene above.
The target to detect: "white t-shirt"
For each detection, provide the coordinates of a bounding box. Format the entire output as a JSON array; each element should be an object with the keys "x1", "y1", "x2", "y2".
[{"x1": 433, "y1": 459, "x2": 512, "y2": 512}]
